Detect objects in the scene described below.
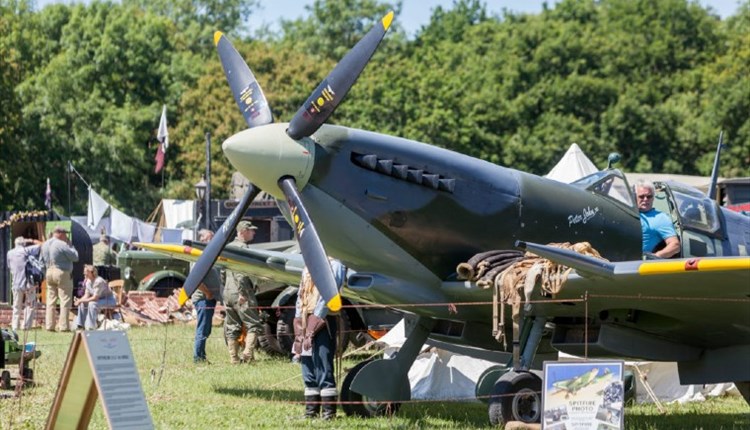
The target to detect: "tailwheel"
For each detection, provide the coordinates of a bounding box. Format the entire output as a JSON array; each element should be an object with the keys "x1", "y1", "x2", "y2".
[
  {"x1": 340, "y1": 359, "x2": 401, "y2": 417},
  {"x1": 488, "y1": 371, "x2": 542, "y2": 426}
]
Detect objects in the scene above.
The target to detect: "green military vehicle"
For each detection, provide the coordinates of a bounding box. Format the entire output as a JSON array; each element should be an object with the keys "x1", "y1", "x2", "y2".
[{"x1": 117, "y1": 249, "x2": 190, "y2": 297}]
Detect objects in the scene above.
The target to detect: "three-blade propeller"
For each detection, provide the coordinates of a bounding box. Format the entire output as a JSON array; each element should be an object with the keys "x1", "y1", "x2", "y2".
[{"x1": 182, "y1": 13, "x2": 394, "y2": 310}]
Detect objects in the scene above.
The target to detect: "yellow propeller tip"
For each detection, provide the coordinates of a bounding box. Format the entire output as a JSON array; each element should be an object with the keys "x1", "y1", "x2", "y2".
[
  {"x1": 213, "y1": 31, "x2": 224, "y2": 46},
  {"x1": 178, "y1": 288, "x2": 189, "y2": 307},
  {"x1": 382, "y1": 11, "x2": 394, "y2": 30},
  {"x1": 327, "y1": 294, "x2": 342, "y2": 312}
]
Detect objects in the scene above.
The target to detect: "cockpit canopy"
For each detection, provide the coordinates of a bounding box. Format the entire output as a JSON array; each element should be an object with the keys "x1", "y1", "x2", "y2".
[
  {"x1": 664, "y1": 181, "x2": 722, "y2": 236},
  {"x1": 572, "y1": 170, "x2": 634, "y2": 208}
]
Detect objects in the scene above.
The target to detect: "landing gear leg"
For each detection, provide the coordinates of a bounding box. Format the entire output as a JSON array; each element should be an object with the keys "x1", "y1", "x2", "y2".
[
  {"x1": 340, "y1": 316, "x2": 435, "y2": 417},
  {"x1": 488, "y1": 316, "x2": 546, "y2": 426}
]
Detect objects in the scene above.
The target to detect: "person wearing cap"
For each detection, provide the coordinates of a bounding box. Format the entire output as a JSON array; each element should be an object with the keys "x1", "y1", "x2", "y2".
[
  {"x1": 223, "y1": 220, "x2": 263, "y2": 364},
  {"x1": 92, "y1": 233, "x2": 117, "y2": 267},
  {"x1": 41, "y1": 225, "x2": 79, "y2": 332},
  {"x1": 6, "y1": 236, "x2": 43, "y2": 330}
]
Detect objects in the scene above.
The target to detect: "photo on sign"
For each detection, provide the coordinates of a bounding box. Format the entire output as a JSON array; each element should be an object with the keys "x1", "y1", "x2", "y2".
[{"x1": 542, "y1": 361, "x2": 624, "y2": 430}]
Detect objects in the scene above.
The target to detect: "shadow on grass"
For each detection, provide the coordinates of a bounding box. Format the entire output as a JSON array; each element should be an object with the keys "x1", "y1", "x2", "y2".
[
  {"x1": 626, "y1": 411, "x2": 750, "y2": 430},
  {"x1": 214, "y1": 386, "x2": 493, "y2": 427},
  {"x1": 213, "y1": 387, "x2": 301, "y2": 402}
]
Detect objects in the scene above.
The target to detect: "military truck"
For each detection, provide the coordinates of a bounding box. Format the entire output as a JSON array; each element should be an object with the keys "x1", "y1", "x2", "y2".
[{"x1": 116, "y1": 249, "x2": 190, "y2": 297}]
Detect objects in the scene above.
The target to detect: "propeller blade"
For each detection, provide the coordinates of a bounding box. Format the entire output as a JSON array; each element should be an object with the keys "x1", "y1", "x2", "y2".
[
  {"x1": 214, "y1": 31, "x2": 273, "y2": 128},
  {"x1": 178, "y1": 184, "x2": 262, "y2": 306},
  {"x1": 278, "y1": 177, "x2": 342, "y2": 311},
  {"x1": 286, "y1": 11, "x2": 394, "y2": 140}
]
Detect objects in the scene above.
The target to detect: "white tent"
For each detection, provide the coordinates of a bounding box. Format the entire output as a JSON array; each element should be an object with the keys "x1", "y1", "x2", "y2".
[{"x1": 546, "y1": 143, "x2": 599, "y2": 183}]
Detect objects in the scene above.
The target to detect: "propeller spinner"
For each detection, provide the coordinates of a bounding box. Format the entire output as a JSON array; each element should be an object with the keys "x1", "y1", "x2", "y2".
[{"x1": 186, "y1": 13, "x2": 394, "y2": 311}]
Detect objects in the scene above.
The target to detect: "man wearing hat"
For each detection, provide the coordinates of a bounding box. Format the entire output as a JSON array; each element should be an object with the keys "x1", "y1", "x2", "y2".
[
  {"x1": 223, "y1": 220, "x2": 264, "y2": 364},
  {"x1": 92, "y1": 233, "x2": 117, "y2": 268},
  {"x1": 41, "y1": 225, "x2": 79, "y2": 332}
]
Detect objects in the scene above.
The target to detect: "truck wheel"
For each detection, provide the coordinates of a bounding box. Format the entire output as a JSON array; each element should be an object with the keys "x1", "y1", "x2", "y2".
[
  {"x1": 151, "y1": 278, "x2": 183, "y2": 298},
  {"x1": 276, "y1": 307, "x2": 296, "y2": 354},
  {"x1": 0, "y1": 370, "x2": 10, "y2": 389},
  {"x1": 258, "y1": 312, "x2": 285, "y2": 356}
]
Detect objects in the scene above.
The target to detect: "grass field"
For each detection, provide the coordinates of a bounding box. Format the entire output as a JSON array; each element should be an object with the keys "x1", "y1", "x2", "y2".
[{"x1": 1, "y1": 324, "x2": 748, "y2": 429}]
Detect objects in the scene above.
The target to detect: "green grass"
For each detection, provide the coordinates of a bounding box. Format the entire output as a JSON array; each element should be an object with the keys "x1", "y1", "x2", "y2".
[{"x1": 1, "y1": 325, "x2": 748, "y2": 429}]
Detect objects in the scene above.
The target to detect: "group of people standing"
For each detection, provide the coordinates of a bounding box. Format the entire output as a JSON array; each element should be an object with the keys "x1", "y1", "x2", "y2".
[{"x1": 7, "y1": 226, "x2": 117, "y2": 332}]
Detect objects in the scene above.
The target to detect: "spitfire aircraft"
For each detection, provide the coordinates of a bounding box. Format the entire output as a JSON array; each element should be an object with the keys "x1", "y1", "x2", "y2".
[
  {"x1": 151, "y1": 11, "x2": 750, "y2": 426},
  {"x1": 551, "y1": 367, "x2": 611, "y2": 398}
]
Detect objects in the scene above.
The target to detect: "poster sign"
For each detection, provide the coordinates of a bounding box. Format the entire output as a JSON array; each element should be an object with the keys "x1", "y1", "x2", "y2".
[
  {"x1": 542, "y1": 361, "x2": 624, "y2": 430},
  {"x1": 46, "y1": 331, "x2": 154, "y2": 430}
]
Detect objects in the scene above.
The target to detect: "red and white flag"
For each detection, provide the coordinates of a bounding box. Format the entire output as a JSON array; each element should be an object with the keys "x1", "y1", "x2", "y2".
[{"x1": 154, "y1": 105, "x2": 169, "y2": 173}]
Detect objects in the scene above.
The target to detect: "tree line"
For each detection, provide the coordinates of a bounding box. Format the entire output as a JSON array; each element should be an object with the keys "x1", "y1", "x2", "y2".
[{"x1": 1, "y1": 0, "x2": 748, "y2": 218}]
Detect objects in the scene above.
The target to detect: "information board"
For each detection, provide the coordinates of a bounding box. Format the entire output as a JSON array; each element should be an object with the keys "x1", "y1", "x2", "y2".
[{"x1": 46, "y1": 331, "x2": 154, "y2": 430}]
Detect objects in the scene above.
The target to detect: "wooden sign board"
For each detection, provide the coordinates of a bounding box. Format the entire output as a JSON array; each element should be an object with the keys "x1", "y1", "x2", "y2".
[{"x1": 46, "y1": 331, "x2": 154, "y2": 430}]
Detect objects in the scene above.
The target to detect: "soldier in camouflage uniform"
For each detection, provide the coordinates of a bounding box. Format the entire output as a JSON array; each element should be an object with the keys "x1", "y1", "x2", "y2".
[{"x1": 223, "y1": 221, "x2": 264, "y2": 364}]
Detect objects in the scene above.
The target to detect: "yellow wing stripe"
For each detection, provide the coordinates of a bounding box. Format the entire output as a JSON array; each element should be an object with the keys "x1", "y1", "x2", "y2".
[{"x1": 639, "y1": 257, "x2": 750, "y2": 275}]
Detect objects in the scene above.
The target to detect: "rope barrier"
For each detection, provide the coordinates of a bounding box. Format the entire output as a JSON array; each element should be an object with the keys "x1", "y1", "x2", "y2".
[{"x1": 2, "y1": 286, "x2": 748, "y2": 413}]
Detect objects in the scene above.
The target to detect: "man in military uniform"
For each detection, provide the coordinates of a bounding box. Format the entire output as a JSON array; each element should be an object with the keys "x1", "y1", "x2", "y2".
[
  {"x1": 92, "y1": 234, "x2": 117, "y2": 267},
  {"x1": 223, "y1": 221, "x2": 263, "y2": 364}
]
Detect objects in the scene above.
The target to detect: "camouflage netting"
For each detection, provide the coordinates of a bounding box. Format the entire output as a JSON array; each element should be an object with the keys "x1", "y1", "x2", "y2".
[{"x1": 457, "y1": 242, "x2": 607, "y2": 347}]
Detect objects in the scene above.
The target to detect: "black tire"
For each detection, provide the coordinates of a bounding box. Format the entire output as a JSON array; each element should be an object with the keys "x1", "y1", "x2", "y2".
[
  {"x1": 22, "y1": 367, "x2": 34, "y2": 387},
  {"x1": 488, "y1": 372, "x2": 542, "y2": 426},
  {"x1": 340, "y1": 359, "x2": 401, "y2": 418},
  {"x1": 258, "y1": 311, "x2": 285, "y2": 356},
  {"x1": 0, "y1": 370, "x2": 10, "y2": 390},
  {"x1": 151, "y1": 277, "x2": 183, "y2": 298},
  {"x1": 276, "y1": 306, "x2": 296, "y2": 355}
]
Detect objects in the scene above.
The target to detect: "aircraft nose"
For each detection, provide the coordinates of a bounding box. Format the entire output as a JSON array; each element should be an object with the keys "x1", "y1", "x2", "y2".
[{"x1": 222, "y1": 123, "x2": 315, "y2": 199}]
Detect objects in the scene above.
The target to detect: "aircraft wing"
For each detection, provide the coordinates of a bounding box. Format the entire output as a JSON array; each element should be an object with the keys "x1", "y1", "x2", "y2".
[
  {"x1": 134, "y1": 241, "x2": 304, "y2": 286},
  {"x1": 518, "y1": 241, "x2": 750, "y2": 384}
]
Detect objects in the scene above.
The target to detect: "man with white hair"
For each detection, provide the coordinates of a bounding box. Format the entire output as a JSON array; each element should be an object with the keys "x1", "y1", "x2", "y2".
[
  {"x1": 634, "y1": 180, "x2": 680, "y2": 258},
  {"x1": 6, "y1": 236, "x2": 42, "y2": 330}
]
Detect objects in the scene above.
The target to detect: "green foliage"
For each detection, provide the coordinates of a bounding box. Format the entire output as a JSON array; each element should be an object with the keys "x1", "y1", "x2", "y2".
[
  {"x1": 1, "y1": 0, "x2": 748, "y2": 216},
  {"x1": 279, "y1": 0, "x2": 404, "y2": 59}
]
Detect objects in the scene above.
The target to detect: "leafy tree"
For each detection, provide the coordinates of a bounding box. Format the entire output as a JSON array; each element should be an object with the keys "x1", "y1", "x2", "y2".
[{"x1": 279, "y1": 0, "x2": 404, "y2": 60}]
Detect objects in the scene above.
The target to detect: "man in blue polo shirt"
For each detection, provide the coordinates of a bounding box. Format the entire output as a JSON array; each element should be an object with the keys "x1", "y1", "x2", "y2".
[{"x1": 635, "y1": 180, "x2": 680, "y2": 258}]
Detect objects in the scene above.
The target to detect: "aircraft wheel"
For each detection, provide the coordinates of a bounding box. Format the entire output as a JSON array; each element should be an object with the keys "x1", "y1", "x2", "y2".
[
  {"x1": 340, "y1": 359, "x2": 401, "y2": 418},
  {"x1": 488, "y1": 371, "x2": 542, "y2": 426},
  {"x1": 0, "y1": 370, "x2": 11, "y2": 390}
]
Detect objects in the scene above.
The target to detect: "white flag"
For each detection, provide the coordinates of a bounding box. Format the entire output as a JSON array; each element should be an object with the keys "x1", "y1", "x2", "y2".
[{"x1": 157, "y1": 104, "x2": 168, "y2": 151}]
